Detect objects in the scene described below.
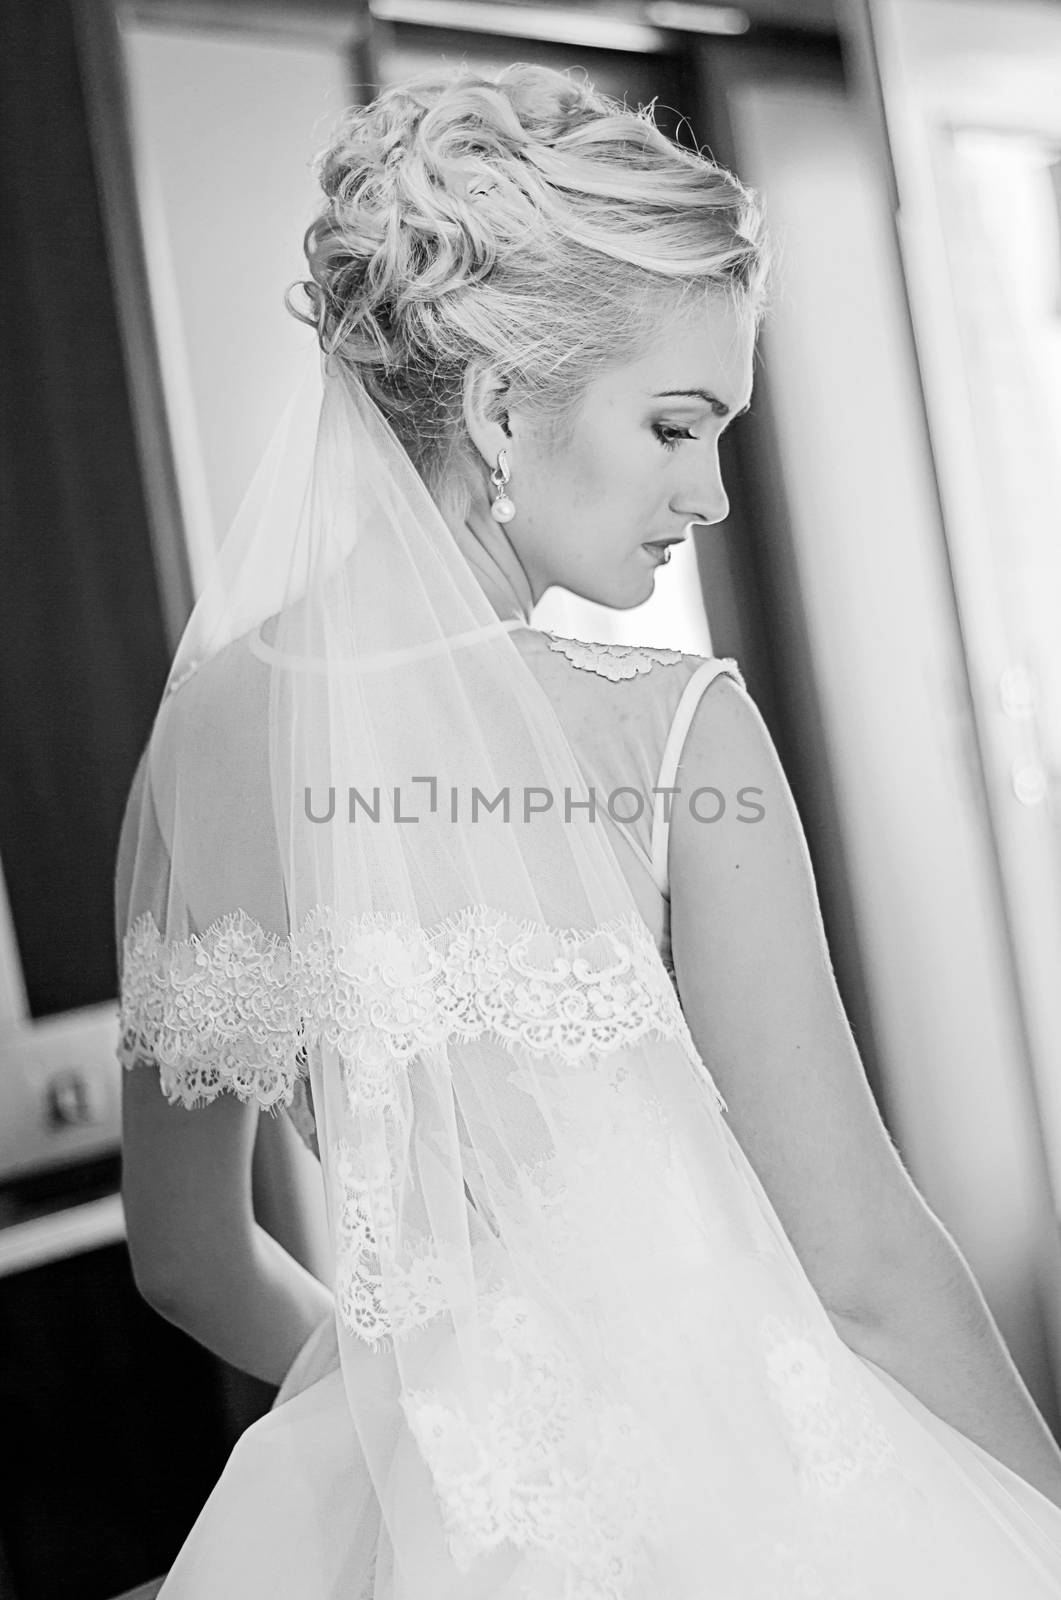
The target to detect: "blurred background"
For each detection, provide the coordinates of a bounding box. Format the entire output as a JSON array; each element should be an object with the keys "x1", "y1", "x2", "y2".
[{"x1": 2, "y1": 0, "x2": 1061, "y2": 1593}]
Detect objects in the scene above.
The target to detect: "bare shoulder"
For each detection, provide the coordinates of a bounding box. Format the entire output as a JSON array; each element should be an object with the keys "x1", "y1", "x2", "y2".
[
  {"x1": 669, "y1": 667, "x2": 797, "y2": 855},
  {"x1": 675, "y1": 656, "x2": 761, "y2": 738}
]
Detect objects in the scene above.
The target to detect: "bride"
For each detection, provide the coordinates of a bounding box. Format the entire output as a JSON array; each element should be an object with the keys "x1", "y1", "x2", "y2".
[{"x1": 114, "y1": 62, "x2": 1061, "y2": 1597}]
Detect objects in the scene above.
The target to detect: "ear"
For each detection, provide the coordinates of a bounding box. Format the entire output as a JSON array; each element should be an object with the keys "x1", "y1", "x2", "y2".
[{"x1": 462, "y1": 363, "x2": 513, "y2": 470}]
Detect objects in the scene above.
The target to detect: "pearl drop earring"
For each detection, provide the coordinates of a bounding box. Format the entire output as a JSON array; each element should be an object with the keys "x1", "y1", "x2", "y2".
[{"x1": 489, "y1": 449, "x2": 516, "y2": 523}]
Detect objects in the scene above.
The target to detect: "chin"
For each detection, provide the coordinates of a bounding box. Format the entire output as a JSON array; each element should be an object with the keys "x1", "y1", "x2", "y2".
[
  {"x1": 622, "y1": 577, "x2": 659, "y2": 608},
  {"x1": 561, "y1": 570, "x2": 658, "y2": 611},
  {"x1": 604, "y1": 572, "x2": 660, "y2": 609}
]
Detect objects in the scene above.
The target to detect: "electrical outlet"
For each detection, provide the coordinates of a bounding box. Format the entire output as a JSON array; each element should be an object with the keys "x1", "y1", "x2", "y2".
[{"x1": 0, "y1": 1003, "x2": 123, "y2": 1181}]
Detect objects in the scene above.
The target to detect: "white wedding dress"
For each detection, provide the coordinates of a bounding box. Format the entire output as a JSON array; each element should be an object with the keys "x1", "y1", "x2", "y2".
[{"x1": 124, "y1": 628, "x2": 1061, "y2": 1599}]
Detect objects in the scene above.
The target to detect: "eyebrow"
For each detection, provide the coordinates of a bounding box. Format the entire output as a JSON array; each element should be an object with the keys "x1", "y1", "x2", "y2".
[{"x1": 652, "y1": 388, "x2": 752, "y2": 419}]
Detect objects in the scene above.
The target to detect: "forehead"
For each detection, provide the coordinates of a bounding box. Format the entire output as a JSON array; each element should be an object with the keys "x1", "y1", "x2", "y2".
[{"x1": 602, "y1": 298, "x2": 756, "y2": 410}]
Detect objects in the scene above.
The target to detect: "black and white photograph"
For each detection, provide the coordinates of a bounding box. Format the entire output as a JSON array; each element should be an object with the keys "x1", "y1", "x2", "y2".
[{"x1": 3, "y1": 0, "x2": 1061, "y2": 1595}]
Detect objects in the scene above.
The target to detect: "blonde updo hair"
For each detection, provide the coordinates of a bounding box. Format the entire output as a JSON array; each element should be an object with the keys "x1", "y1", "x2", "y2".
[{"x1": 286, "y1": 62, "x2": 769, "y2": 516}]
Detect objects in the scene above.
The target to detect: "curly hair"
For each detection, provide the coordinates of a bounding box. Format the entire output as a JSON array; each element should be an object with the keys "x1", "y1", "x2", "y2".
[{"x1": 285, "y1": 62, "x2": 769, "y2": 516}]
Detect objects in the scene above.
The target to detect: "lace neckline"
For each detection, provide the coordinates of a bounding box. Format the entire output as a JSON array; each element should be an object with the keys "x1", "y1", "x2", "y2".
[{"x1": 543, "y1": 633, "x2": 684, "y2": 681}]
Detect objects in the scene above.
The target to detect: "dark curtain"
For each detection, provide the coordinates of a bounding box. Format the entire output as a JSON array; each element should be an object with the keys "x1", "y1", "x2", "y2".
[
  {"x1": 0, "y1": 0, "x2": 171, "y2": 1016},
  {"x1": 0, "y1": 6, "x2": 279, "y2": 1599}
]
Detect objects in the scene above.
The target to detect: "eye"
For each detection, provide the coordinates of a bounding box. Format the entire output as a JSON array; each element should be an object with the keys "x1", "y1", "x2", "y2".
[{"x1": 653, "y1": 422, "x2": 697, "y2": 452}]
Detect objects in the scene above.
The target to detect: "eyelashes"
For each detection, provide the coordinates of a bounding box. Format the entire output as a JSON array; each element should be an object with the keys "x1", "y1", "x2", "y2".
[{"x1": 653, "y1": 422, "x2": 697, "y2": 452}]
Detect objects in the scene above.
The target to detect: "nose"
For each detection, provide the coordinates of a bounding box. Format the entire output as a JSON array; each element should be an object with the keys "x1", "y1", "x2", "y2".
[{"x1": 670, "y1": 444, "x2": 729, "y2": 530}]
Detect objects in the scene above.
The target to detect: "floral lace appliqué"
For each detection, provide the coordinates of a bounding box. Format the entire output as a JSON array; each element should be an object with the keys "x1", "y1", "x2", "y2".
[
  {"x1": 543, "y1": 633, "x2": 684, "y2": 681},
  {"x1": 117, "y1": 903, "x2": 714, "y2": 1113},
  {"x1": 117, "y1": 910, "x2": 305, "y2": 1110},
  {"x1": 400, "y1": 1287, "x2": 664, "y2": 1598},
  {"x1": 332, "y1": 1135, "x2": 454, "y2": 1349},
  {"x1": 760, "y1": 1312, "x2": 900, "y2": 1498}
]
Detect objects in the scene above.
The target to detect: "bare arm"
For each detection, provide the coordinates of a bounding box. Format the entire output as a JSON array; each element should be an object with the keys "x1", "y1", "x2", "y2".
[
  {"x1": 669, "y1": 673, "x2": 1061, "y2": 1506},
  {"x1": 122, "y1": 1064, "x2": 333, "y2": 1388}
]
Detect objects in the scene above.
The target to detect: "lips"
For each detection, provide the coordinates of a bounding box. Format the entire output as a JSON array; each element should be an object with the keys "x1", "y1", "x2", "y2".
[{"x1": 641, "y1": 536, "x2": 682, "y2": 565}]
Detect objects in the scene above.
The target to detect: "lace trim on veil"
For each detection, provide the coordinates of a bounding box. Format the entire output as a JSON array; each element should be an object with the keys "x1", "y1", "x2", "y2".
[{"x1": 117, "y1": 903, "x2": 723, "y2": 1114}]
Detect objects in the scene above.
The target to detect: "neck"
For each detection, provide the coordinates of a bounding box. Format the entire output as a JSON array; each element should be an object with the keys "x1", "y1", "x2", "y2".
[{"x1": 447, "y1": 506, "x2": 534, "y2": 624}]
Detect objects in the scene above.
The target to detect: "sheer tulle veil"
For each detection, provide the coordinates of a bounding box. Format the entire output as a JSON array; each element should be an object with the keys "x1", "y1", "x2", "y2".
[{"x1": 113, "y1": 334, "x2": 1061, "y2": 1597}]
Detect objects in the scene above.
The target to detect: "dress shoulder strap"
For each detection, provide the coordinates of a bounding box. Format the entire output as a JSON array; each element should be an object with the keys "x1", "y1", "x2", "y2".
[{"x1": 649, "y1": 656, "x2": 746, "y2": 899}]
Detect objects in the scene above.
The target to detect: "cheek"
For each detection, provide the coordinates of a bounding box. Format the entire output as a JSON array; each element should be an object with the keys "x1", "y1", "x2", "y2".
[
  {"x1": 584, "y1": 446, "x2": 665, "y2": 546},
  {"x1": 517, "y1": 429, "x2": 663, "y2": 582},
  {"x1": 563, "y1": 434, "x2": 653, "y2": 530}
]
